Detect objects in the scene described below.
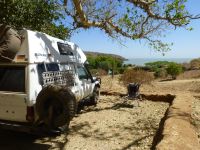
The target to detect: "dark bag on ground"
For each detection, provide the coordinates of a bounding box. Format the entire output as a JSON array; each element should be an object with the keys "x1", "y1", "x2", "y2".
[{"x1": 127, "y1": 83, "x2": 140, "y2": 99}]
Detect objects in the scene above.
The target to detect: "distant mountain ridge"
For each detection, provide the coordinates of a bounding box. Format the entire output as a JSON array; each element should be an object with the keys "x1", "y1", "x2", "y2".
[{"x1": 84, "y1": 51, "x2": 127, "y2": 61}]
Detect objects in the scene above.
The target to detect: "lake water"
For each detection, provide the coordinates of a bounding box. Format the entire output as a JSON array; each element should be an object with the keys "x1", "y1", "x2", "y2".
[{"x1": 124, "y1": 58, "x2": 193, "y2": 66}]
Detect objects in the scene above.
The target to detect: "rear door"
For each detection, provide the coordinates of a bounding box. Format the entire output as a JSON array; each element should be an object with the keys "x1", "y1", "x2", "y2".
[{"x1": 0, "y1": 65, "x2": 27, "y2": 122}]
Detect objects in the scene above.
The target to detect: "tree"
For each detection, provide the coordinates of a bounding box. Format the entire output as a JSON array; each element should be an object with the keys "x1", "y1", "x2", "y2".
[
  {"x1": 166, "y1": 63, "x2": 183, "y2": 79},
  {"x1": 145, "y1": 61, "x2": 172, "y2": 78},
  {"x1": 1, "y1": 0, "x2": 199, "y2": 50},
  {"x1": 0, "y1": 0, "x2": 69, "y2": 39},
  {"x1": 59, "y1": 0, "x2": 200, "y2": 51},
  {"x1": 86, "y1": 54, "x2": 124, "y2": 74},
  {"x1": 145, "y1": 61, "x2": 172, "y2": 71}
]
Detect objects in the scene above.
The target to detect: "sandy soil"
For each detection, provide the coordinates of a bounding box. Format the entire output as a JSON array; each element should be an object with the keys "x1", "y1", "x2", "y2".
[
  {"x1": 192, "y1": 96, "x2": 200, "y2": 143},
  {"x1": 0, "y1": 75, "x2": 200, "y2": 150},
  {"x1": 63, "y1": 97, "x2": 168, "y2": 150}
]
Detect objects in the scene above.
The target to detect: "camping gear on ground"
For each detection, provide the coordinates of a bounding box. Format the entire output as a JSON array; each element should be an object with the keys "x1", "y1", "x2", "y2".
[{"x1": 127, "y1": 83, "x2": 140, "y2": 99}]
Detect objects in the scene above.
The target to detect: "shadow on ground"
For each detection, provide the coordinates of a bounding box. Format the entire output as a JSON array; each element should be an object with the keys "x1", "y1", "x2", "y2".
[
  {"x1": 159, "y1": 79, "x2": 174, "y2": 82},
  {"x1": 0, "y1": 129, "x2": 68, "y2": 150},
  {"x1": 70, "y1": 112, "x2": 159, "y2": 149},
  {"x1": 69, "y1": 117, "x2": 157, "y2": 149}
]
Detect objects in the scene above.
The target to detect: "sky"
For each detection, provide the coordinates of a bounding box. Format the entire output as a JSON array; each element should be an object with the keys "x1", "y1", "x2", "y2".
[{"x1": 70, "y1": 1, "x2": 200, "y2": 59}]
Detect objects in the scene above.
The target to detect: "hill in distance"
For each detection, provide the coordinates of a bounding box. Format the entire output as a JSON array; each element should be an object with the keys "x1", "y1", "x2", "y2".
[{"x1": 84, "y1": 51, "x2": 127, "y2": 61}]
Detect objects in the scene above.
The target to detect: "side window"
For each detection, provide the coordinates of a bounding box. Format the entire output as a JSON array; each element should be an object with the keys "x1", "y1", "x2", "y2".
[
  {"x1": 37, "y1": 63, "x2": 46, "y2": 76},
  {"x1": 37, "y1": 63, "x2": 59, "y2": 73},
  {"x1": 46, "y1": 63, "x2": 59, "y2": 71},
  {"x1": 77, "y1": 66, "x2": 89, "y2": 80},
  {"x1": 37, "y1": 63, "x2": 59, "y2": 85},
  {"x1": 0, "y1": 66, "x2": 25, "y2": 92},
  {"x1": 57, "y1": 42, "x2": 73, "y2": 55}
]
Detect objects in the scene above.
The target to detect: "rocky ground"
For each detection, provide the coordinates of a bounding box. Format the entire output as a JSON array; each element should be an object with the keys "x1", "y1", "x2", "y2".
[
  {"x1": 0, "y1": 76, "x2": 200, "y2": 150},
  {"x1": 63, "y1": 96, "x2": 169, "y2": 150}
]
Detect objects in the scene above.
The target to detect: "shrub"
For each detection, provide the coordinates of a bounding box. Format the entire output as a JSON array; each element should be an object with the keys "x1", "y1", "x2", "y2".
[
  {"x1": 90, "y1": 69, "x2": 107, "y2": 76},
  {"x1": 182, "y1": 62, "x2": 191, "y2": 71},
  {"x1": 154, "y1": 68, "x2": 167, "y2": 78},
  {"x1": 177, "y1": 70, "x2": 200, "y2": 79},
  {"x1": 87, "y1": 54, "x2": 124, "y2": 73},
  {"x1": 190, "y1": 58, "x2": 200, "y2": 70},
  {"x1": 145, "y1": 61, "x2": 185, "y2": 79},
  {"x1": 145, "y1": 61, "x2": 171, "y2": 72},
  {"x1": 98, "y1": 69, "x2": 108, "y2": 76},
  {"x1": 119, "y1": 69, "x2": 154, "y2": 86},
  {"x1": 118, "y1": 67, "x2": 125, "y2": 74},
  {"x1": 90, "y1": 69, "x2": 98, "y2": 76},
  {"x1": 166, "y1": 63, "x2": 183, "y2": 79}
]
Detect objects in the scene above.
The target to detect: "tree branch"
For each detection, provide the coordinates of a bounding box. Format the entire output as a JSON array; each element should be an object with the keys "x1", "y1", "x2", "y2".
[
  {"x1": 127, "y1": 0, "x2": 200, "y2": 26},
  {"x1": 60, "y1": 0, "x2": 200, "y2": 51}
]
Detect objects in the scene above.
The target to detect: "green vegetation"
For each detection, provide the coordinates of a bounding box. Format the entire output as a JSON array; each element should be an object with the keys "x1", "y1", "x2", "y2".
[
  {"x1": 86, "y1": 53, "x2": 124, "y2": 75},
  {"x1": 166, "y1": 63, "x2": 183, "y2": 79},
  {"x1": 145, "y1": 61, "x2": 183, "y2": 79},
  {"x1": 61, "y1": 0, "x2": 197, "y2": 52},
  {"x1": 145, "y1": 61, "x2": 172, "y2": 78},
  {"x1": 88, "y1": 56, "x2": 184, "y2": 80},
  {"x1": 1, "y1": 0, "x2": 198, "y2": 51},
  {"x1": 0, "y1": 0, "x2": 69, "y2": 39},
  {"x1": 145, "y1": 61, "x2": 172, "y2": 71}
]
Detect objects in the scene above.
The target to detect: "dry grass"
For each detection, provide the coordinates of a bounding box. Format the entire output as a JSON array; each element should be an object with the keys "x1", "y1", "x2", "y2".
[
  {"x1": 119, "y1": 69, "x2": 154, "y2": 86},
  {"x1": 177, "y1": 70, "x2": 200, "y2": 79}
]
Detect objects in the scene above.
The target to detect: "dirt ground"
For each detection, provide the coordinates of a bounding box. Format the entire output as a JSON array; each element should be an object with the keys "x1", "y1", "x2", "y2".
[
  {"x1": 0, "y1": 75, "x2": 200, "y2": 150},
  {"x1": 192, "y1": 96, "x2": 200, "y2": 144}
]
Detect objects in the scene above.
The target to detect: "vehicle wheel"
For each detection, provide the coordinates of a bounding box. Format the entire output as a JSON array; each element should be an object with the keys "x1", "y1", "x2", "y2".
[
  {"x1": 91, "y1": 86, "x2": 100, "y2": 105},
  {"x1": 36, "y1": 85, "x2": 76, "y2": 130}
]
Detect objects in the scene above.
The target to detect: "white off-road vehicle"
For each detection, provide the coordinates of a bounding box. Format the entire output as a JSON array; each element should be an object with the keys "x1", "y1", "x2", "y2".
[{"x1": 0, "y1": 25, "x2": 100, "y2": 133}]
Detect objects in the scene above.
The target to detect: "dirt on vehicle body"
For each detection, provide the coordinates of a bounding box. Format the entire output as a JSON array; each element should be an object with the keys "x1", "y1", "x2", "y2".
[{"x1": 0, "y1": 25, "x2": 100, "y2": 133}]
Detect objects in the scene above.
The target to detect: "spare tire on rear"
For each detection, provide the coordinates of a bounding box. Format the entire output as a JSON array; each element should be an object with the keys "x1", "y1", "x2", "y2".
[{"x1": 36, "y1": 85, "x2": 76, "y2": 129}]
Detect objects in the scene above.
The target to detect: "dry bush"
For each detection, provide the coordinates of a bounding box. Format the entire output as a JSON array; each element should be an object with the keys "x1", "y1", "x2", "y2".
[
  {"x1": 101, "y1": 76, "x2": 114, "y2": 91},
  {"x1": 119, "y1": 69, "x2": 154, "y2": 86},
  {"x1": 90, "y1": 69, "x2": 107, "y2": 76},
  {"x1": 177, "y1": 70, "x2": 200, "y2": 79},
  {"x1": 98, "y1": 69, "x2": 107, "y2": 76},
  {"x1": 190, "y1": 58, "x2": 200, "y2": 70}
]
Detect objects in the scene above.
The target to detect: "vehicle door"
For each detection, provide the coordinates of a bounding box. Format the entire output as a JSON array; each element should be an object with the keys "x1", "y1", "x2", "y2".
[
  {"x1": 0, "y1": 65, "x2": 27, "y2": 122},
  {"x1": 77, "y1": 65, "x2": 93, "y2": 98}
]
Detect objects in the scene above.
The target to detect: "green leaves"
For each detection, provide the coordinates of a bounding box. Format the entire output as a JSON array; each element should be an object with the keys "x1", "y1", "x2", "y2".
[
  {"x1": 145, "y1": 61, "x2": 183, "y2": 79},
  {"x1": 86, "y1": 54, "x2": 123, "y2": 73},
  {"x1": 166, "y1": 63, "x2": 183, "y2": 79},
  {"x1": 0, "y1": 0, "x2": 69, "y2": 39},
  {"x1": 148, "y1": 41, "x2": 173, "y2": 54},
  {"x1": 0, "y1": 0, "x2": 197, "y2": 52}
]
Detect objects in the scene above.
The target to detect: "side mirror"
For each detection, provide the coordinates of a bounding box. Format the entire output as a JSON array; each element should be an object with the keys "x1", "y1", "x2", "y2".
[{"x1": 93, "y1": 77, "x2": 101, "y2": 84}]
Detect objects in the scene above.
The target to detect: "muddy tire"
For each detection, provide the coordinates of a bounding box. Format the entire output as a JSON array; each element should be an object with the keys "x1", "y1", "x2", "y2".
[{"x1": 36, "y1": 85, "x2": 76, "y2": 130}]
